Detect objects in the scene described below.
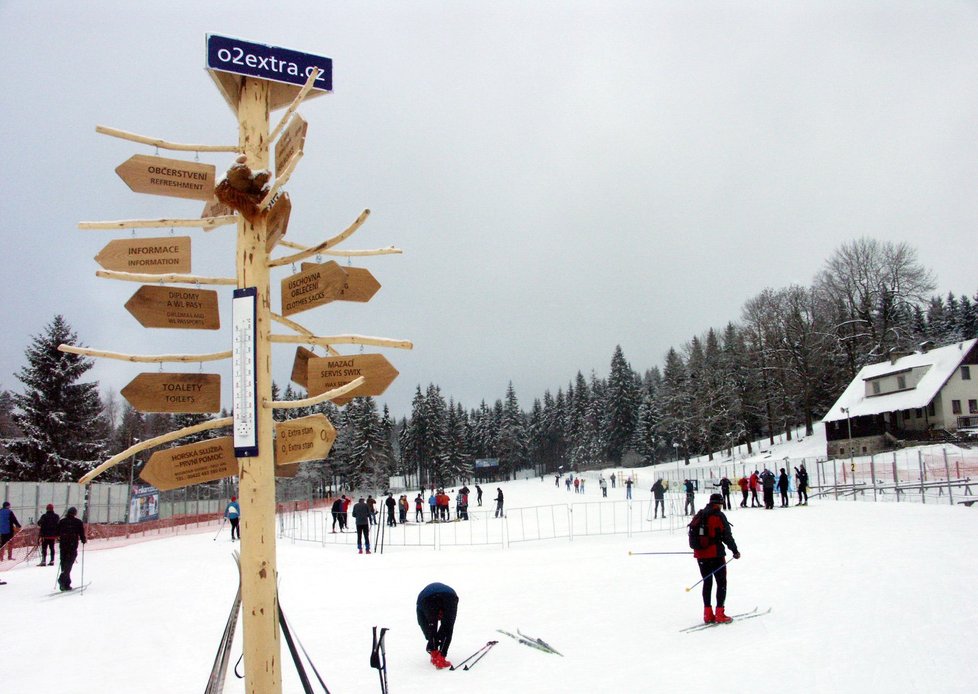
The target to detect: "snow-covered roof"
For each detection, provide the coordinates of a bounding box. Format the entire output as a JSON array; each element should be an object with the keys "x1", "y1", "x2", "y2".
[{"x1": 822, "y1": 339, "x2": 977, "y2": 423}]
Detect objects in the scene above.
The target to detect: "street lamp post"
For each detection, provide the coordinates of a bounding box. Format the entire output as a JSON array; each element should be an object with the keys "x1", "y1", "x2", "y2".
[{"x1": 841, "y1": 407, "x2": 855, "y2": 500}]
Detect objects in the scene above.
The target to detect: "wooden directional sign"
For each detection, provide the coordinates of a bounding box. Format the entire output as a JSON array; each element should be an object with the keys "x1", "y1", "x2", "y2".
[
  {"x1": 265, "y1": 192, "x2": 291, "y2": 251},
  {"x1": 280, "y1": 260, "x2": 348, "y2": 317},
  {"x1": 301, "y1": 263, "x2": 380, "y2": 304},
  {"x1": 306, "y1": 353, "x2": 399, "y2": 405},
  {"x1": 276, "y1": 463, "x2": 300, "y2": 478},
  {"x1": 121, "y1": 373, "x2": 221, "y2": 413},
  {"x1": 290, "y1": 346, "x2": 316, "y2": 389},
  {"x1": 275, "y1": 114, "x2": 307, "y2": 176},
  {"x1": 96, "y1": 236, "x2": 191, "y2": 274},
  {"x1": 275, "y1": 414, "x2": 336, "y2": 466},
  {"x1": 115, "y1": 154, "x2": 216, "y2": 201},
  {"x1": 125, "y1": 285, "x2": 221, "y2": 330},
  {"x1": 140, "y1": 437, "x2": 238, "y2": 491},
  {"x1": 201, "y1": 197, "x2": 235, "y2": 230}
]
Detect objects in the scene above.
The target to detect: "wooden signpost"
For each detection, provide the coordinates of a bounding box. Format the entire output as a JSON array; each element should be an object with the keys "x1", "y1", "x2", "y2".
[
  {"x1": 68, "y1": 34, "x2": 414, "y2": 694},
  {"x1": 305, "y1": 353, "x2": 399, "y2": 404},
  {"x1": 301, "y1": 262, "x2": 380, "y2": 303},
  {"x1": 280, "y1": 260, "x2": 347, "y2": 317},
  {"x1": 275, "y1": 114, "x2": 307, "y2": 176},
  {"x1": 140, "y1": 437, "x2": 238, "y2": 491},
  {"x1": 275, "y1": 413, "x2": 336, "y2": 465},
  {"x1": 121, "y1": 373, "x2": 221, "y2": 413},
  {"x1": 95, "y1": 236, "x2": 191, "y2": 274},
  {"x1": 115, "y1": 154, "x2": 216, "y2": 201},
  {"x1": 125, "y1": 285, "x2": 221, "y2": 329}
]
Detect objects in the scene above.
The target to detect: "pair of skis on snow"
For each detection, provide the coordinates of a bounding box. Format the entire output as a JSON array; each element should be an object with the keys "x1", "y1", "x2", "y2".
[
  {"x1": 496, "y1": 629, "x2": 563, "y2": 656},
  {"x1": 679, "y1": 606, "x2": 772, "y2": 632}
]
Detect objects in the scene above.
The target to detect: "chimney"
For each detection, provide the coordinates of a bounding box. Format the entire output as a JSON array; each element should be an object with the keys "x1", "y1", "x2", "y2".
[
  {"x1": 919, "y1": 341, "x2": 934, "y2": 354},
  {"x1": 888, "y1": 348, "x2": 906, "y2": 364}
]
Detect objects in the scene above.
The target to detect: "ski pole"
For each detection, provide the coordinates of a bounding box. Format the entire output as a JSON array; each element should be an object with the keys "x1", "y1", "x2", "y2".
[
  {"x1": 79, "y1": 540, "x2": 86, "y2": 595},
  {"x1": 213, "y1": 517, "x2": 227, "y2": 541},
  {"x1": 629, "y1": 551, "x2": 693, "y2": 556},
  {"x1": 463, "y1": 641, "x2": 498, "y2": 671},
  {"x1": 685, "y1": 557, "x2": 733, "y2": 592},
  {"x1": 450, "y1": 640, "x2": 496, "y2": 671}
]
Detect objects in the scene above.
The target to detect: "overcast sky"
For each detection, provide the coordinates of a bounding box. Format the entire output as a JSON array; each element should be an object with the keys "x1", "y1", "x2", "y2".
[{"x1": 1, "y1": 0, "x2": 977, "y2": 419}]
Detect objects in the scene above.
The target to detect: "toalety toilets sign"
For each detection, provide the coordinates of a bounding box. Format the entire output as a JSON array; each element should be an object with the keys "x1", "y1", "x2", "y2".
[{"x1": 206, "y1": 34, "x2": 332, "y2": 92}]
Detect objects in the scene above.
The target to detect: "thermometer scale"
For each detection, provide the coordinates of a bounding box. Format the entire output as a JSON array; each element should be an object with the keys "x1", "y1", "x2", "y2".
[{"x1": 231, "y1": 287, "x2": 259, "y2": 457}]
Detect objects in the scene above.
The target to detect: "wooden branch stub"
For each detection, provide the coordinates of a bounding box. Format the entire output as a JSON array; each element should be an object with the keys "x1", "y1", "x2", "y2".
[
  {"x1": 78, "y1": 216, "x2": 236, "y2": 230},
  {"x1": 96, "y1": 125, "x2": 239, "y2": 153},
  {"x1": 270, "y1": 334, "x2": 414, "y2": 350},
  {"x1": 58, "y1": 344, "x2": 231, "y2": 364},
  {"x1": 269, "y1": 209, "x2": 371, "y2": 267},
  {"x1": 95, "y1": 270, "x2": 236, "y2": 285}
]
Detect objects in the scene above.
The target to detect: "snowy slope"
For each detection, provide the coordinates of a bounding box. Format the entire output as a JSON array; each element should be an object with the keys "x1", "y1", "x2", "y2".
[{"x1": 3, "y1": 440, "x2": 976, "y2": 694}]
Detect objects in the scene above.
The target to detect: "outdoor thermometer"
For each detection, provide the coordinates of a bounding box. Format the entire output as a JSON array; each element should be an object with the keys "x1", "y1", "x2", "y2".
[{"x1": 231, "y1": 287, "x2": 259, "y2": 457}]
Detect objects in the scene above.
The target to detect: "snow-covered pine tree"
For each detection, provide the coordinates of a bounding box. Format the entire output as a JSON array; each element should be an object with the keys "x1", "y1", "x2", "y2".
[
  {"x1": 605, "y1": 345, "x2": 639, "y2": 464},
  {"x1": 1, "y1": 315, "x2": 108, "y2": 481},
  {"x1": 495, "y1": 382, "x2": 528, "y2": 477}
]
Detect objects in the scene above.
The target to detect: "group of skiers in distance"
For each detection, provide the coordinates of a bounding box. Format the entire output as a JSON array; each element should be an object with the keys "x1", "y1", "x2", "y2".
[{"x1": 676, "y1": 463, "x2": 811, "y2": 515}]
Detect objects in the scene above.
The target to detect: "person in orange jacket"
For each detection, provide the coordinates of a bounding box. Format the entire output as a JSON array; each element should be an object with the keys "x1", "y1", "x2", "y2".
[
  {"x1": 737, "y1": 476, "x2": 750, "y2": 508},
  {"x1": 748, "y1": 471, "x2": 761, "y2": 507}
]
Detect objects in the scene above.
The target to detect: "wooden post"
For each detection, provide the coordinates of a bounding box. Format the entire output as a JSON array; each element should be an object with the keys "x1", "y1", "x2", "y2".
[{"x1": 235, "y1": 76, "x2": 282, "y2": 694}]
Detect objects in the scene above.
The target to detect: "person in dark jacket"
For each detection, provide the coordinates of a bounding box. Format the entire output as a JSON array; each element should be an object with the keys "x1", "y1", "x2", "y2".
[
  {"x1": 352, "y1": 497, "x2": 371, "y2": 554},
  {"x1": 331, "y1": 496, "x2": 345, "y2": 532},
  {"x1": 777, "y1": 468, "x2": 790, "y2": 507},
  {"x1": 57, "y1": 507, "x2": 87, "y2": 591},
  {"x1": 385, "y1": 493, "x2": 397, "y2": 526},
  {"x1": 683, "y1": 479, "x2": 696, "y2": 516},
  {"x1": 795, "y1": 464, "x2": 810, "y2": 505},
  {"x1": 416, "y1": 582, "x2": 459, "y2": 669},
  {"x1": 760, "y1": 468, "x2": 776, "y2": 509},
  {"x1": 37, "y1": 504, "x2": 60, "y2": 566},
  {"x1": 494, "y1": 488, "x2": 504, "y2": 518},
  {"x1": 693, "y1": 493, "x2": 740, "y2": 623},
  {"x1": 651, "y1": 479, "x2": 667, "y2": 519},
  {"x1": 715, "y1": 476, "x2": 733, "y2": 510},
  {"x1": 475, "y1": 484, "x2": 483, "y2": 506},
  {"x1": 1, "y1": 501, "x2": 22, "y2": 561}
]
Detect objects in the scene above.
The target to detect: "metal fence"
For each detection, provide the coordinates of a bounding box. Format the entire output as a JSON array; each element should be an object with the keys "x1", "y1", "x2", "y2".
[{"x1": 278, "y1": 496, "x2": 686, "y2": 550}]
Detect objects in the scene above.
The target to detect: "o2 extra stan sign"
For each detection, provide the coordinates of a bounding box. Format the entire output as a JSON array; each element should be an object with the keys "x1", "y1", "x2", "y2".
[{"x1": 206, "y1": 34, "x2": 332, "y2": 92}]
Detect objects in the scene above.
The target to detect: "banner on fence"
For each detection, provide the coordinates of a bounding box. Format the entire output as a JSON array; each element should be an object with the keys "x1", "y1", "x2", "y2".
[{"x1": 129, "y1": 486, "x2": 160, "y2": 523}]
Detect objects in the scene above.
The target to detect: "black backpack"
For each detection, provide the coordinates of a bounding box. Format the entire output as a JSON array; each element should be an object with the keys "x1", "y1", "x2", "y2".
[{"x1": 687, "y1": 508, "x2": 716, "y2": 550}]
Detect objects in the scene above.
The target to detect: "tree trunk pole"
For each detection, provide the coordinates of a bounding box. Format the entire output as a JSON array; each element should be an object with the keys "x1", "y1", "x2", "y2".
[{"x1": 235, "y1": 76, "x2": 281, "y2": 694}]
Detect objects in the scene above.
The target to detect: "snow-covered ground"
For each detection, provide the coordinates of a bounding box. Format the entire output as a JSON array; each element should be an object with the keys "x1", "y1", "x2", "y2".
[{"x1": 3, "y1": 431, "x2": 976, "y2": 693}]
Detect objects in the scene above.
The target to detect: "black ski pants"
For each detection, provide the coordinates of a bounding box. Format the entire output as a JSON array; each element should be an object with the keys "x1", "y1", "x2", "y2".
[
  {"x1": 654, "y1": 498, "x2": 665, "y2": 517},
  {"x1": 58, "y1": 541, "x2": 79, "y2": 589},
  {"x1": 229, "y1": 517, "x2": 240, "y2": 539},
  {"x1": 697, "y1": 557, "x2": 728, "y2": 608},
  {"x1": 417, "y1": 586, "x2": 458, "y2": 656},
  {"x1": 356, "y1": 524, "x2": 370, "y2": 551}
]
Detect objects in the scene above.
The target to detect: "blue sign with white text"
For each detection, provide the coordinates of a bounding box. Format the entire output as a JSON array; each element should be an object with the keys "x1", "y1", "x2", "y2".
[{"x1": 206, "y1": 34, "x2": 332, "y2": 92}]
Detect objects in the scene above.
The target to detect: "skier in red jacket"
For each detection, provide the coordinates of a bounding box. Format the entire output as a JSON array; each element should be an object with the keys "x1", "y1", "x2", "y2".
[{"x1": 692, "y1": 493, "x2": 740, "y2": 623}]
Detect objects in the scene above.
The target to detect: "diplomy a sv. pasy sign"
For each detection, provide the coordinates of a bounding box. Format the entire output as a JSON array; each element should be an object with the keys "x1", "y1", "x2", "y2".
[
  {"x1": 125, "y1": 285, "x2": 220, "y2": 330},
  {"x1": 140, "y1": 437, "x2": 237, "y2": 491}
]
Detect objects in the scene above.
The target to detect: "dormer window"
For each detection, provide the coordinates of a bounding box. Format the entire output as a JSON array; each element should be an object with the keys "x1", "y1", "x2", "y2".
[{"x1": 963, "y1": 366, "x2": 971, "y2": 380}]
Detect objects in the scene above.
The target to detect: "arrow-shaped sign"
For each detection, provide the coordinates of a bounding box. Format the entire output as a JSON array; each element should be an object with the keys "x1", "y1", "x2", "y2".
[
  {"x1": 125, "y1": 285, "x2": 220, "y2": 330},
  {"x1": 280, "y1": 260, "x2": 348, "y2": 317},
  {"x1": 301, "y1": 263, "x2": 380, "y2": 304},
  {"x1": 115, "y1": 154, "x2": 216, "y2": 201},
  {"x1": 140, "y1": 437, "x2": 238, "y2": 491},
  {"x1": 121, "y1": 373, "x2": 221, "y2": 413},
  {"x1": 275, "y1": 114, "x2": 307, "y2": 176},
  {"x1": 305, "y1": 353, "x2": 399, "y2": 405},
  {"x1": 266, "y1": 192, "x2": 291, "y2": 251},
  {"x1": 96, "y1": 236, "x2": 191, "y2": 274},
  {"x1": 275, "y1": 414, "x2": 336, "y2": 465}
]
